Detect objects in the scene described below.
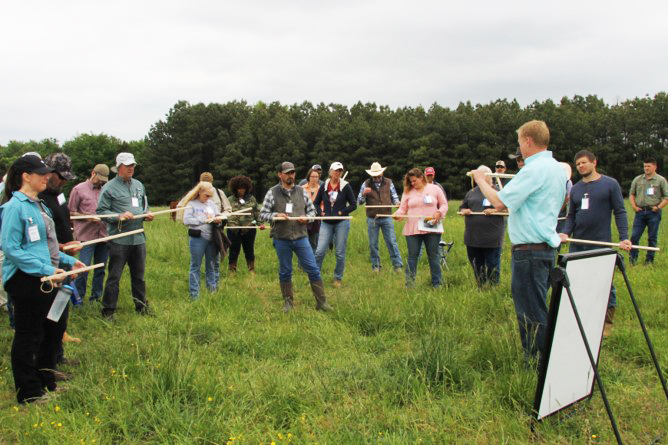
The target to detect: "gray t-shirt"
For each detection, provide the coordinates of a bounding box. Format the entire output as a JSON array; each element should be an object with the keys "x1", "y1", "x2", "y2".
[{"x1": 36, "y1": 200, "x2": 60, "y2": 267}]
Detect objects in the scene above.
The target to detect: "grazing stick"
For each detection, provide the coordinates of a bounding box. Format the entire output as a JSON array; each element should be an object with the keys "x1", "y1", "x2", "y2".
[
  {"x1": 564, "y1": 238, "x2": 659, "y2": 251},
  {"x1": 63, "y1": 229, "x2": 145, "y2": 251},
  {"x1": 41, "y1": 263, "x2": 105, "y2": 283}
]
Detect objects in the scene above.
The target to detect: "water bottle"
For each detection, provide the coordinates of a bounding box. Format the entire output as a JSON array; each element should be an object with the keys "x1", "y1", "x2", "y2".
[{"x1": 47, "y1": 284, "x2": 74, "y2": 322}]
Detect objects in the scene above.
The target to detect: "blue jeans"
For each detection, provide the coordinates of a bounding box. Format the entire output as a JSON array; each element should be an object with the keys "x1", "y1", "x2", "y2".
[
  {"x1": 466, "y1": 246, "x2": 501, "y2": 286},
  {"x1": 405, "y1": 233, "x2": 442, "y2": 288},
  {"x1": 511, "y1": 247, "x2": 555, "y2": 360},
  {"x1": 273, "y1": 237, "x2": 321, "y2": 283},
  {"x1": 569, "y1": 243, "x2": 617, "y2": 308},
  {"x1": 189, "y1": 236, "x2": 218, "y2": 298},
  {"x1": 367, "y1": 217, "x2": 402, "y2": 270},
  {"x1": 74, "y1": 242, "x2": 109, "y2": 301},
  {"x1": 315, "y1": 220, "x2": 351, "y2": 281},
  {"x1": 630, "y1": 210, "x2": 661, "y2": 263}
]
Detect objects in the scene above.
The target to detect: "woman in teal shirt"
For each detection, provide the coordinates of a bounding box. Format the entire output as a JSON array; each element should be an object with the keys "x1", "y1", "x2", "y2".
[{"x1": 1, "y1": 155, "x2": 83, "y2": 404}]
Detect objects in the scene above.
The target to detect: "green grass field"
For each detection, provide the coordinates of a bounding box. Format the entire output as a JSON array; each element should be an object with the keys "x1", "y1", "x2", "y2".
[{"x1": 1, "y1": 201, "x2": 666, "y2": 444}]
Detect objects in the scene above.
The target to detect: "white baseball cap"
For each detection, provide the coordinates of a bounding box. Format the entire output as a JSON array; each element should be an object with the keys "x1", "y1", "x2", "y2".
[{"x1": 330, "y1": 161, "x2": 344, "y2": 171}]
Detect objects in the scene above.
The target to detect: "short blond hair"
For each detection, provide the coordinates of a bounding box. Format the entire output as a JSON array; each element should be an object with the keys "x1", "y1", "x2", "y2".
[{"x1": 517, "y1": 120, "x2": 550, "y2": 148}]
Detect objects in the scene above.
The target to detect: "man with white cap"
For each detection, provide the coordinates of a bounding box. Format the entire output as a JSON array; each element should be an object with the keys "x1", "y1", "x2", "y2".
[
  {"x1": 68, "y1": 164, "x2": 111, "y2": 303},
  {"x1": 357, "y1": 162, "x2": 403, "y2": 272},
  {"x1": 97, "y1": 153, "x2": 154, "y2": 319}
]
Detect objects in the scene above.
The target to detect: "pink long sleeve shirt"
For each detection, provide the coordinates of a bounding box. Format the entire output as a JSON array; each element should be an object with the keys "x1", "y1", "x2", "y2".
[{"x1": 395, "y1": 183, "x2": 448, "y2": 236}]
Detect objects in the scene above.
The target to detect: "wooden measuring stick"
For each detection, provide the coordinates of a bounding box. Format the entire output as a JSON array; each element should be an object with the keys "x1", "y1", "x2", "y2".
[
  {"x1": 466, "y1": 172, "x2": 515, "y2": 179},
  {"x1": 457, "y1": 211, "x2": 509, "y2": 216},
  {"x1": 376, "y1": 214, "x2": 424, "y2": 218},
  {"x1": 63, "y1": 229, "x2": 145, "y2": 251},
  {"x1": 225, "y1": 226, "x2": 266, "y2": 229},
  {"x1": 273, "y1": 216, "x2": 352, "y2": 221},
  {"x1": 132, "y1": 206, "x2": 190, "y2": 219},
  {"x1": 565, "y1": 237, "x2": 660, "y2": 251},
  {"x1": 41, "y1": 263, "x2": 105, "y2": 282},
  {"x1": 71, "y1": 213, "x2": 119, "y2": 220}
]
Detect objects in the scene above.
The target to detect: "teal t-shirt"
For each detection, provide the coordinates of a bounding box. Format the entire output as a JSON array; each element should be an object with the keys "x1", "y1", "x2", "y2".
[{"x1": 498, "y1": 150, "x2": 566, "y2": 247}]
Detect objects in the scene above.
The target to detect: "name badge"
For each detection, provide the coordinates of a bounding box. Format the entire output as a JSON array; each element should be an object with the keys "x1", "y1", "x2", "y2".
[
  {"x1": 647, "y1": 186, "x2": 655, "y2": 196},
  {"x1": 239, "y1": 199, "x2": 245, "y2": 205},
  {"x1": 285, "y1": 203, "x2": 293, "y2": 213},
  {"x1": 131, "y1": 197, "x2": 140, "y2": 207},
  {"x1": 423, "y1": 195, "x2": 433, "y2": 204},
  {"x1": 57, "y1": 193, "x2": 66, "y2": 205},
  {"x1": 28, "y1": 225, "x2": 40, "y2": 242},
  {"x1": 581, "y1": 194, "x2": 589, "y2": 210},
  {"x1": 482, "y1": 198, "x2": 490, "y2": 207}
]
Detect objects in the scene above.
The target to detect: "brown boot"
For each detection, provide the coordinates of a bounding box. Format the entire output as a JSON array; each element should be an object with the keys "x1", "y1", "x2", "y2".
[
  {"x1": 280, "y1": 282, "x2": 294, "y2": 312},
  {"x1": 603, "y1": 307, "x2": 616, "y2": 337},
  {"x1": 248, "y1": 260, "x2": 255, "y2": 274},
  {"x1": 229, "y1": 262, "x2": 237, "y2": 273},
  {"x1": 310, "y1": 280, "x2": 332, "y2": 311}
]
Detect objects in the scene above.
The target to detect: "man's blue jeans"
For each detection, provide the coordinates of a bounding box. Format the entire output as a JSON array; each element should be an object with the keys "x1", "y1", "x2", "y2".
[
  {"x1": 569, "y1": 243, "x2": 617, "y2": 308},
  {"x1": 511, "y1": 247, "x2": 555, "y2": 360},
  {"x1": 405, "y1": 233, "x2": 442, "y2": 288},
  {"x1": 273, "y1": 237, "x2": 321, "y2": 283},
  {"x1": 466, "y1": 246, "x2": 501, "y2": 286},
  {"x1": 630, "y1": 210, "x2": 661, "y2": 264},
  {"x1": 189, "y1": 236, "x2": 218, "y2": 298},
  {"x1": 315, "y1": 220, "x2": 351, "y2": 281},
  {"x1": 74, "y1": 242, "x2": 109, "y2": 301},
  {"x1": 367, "y1": 217, "x2": 403, "y2": 270}
]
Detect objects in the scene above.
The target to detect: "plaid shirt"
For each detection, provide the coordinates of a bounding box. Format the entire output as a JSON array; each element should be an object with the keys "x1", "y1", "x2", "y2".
[{"x1": 259, "y1": 185, "x2": 316, "y2": 222}]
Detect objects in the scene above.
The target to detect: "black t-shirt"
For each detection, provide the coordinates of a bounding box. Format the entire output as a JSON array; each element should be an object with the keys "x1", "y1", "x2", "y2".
[
  {"x1": 38, "y1": 189, "x2": 74, "y2": 244},
  {"x1": 459, "y1": 186, "x2": 505, "y2": 248}
]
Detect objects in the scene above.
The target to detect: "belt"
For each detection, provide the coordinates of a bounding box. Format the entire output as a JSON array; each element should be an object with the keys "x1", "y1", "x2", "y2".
[
  {"x1": 640, "y1": 206, "x2": 655, "y2": 211},
  {"x1": 511, "y1": 243, "x2": 551, "y2": 252}
]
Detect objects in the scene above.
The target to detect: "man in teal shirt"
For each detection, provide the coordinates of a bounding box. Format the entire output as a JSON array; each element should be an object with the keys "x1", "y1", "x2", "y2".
[
  {"x1": 472, "y1": 120, "x2": 566, "y2": 363},
  {"x1": 97, "y1": 153, "x2": 154, "y2": 318}
]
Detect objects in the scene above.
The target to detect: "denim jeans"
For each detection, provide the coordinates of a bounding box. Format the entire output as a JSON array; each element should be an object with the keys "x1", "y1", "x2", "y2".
[
  {"x1": 466, "y1": 246, "x2": 501, "y2": 286},
  {"x1": 74, "y1": 242, "x2": 109, "y2": 301},
  {"x1": 102, "y1": 242, "x2": 147, "y2": 314},
  {"x1": 367, "y1": 217, "x2": 403, "y2": 270},
  {"x1": 569, "y1": 243, "x2": 617, "y2": 308},
  {"x1": 405, "y1": 233, "x2": 442, "y2": 287},
  {"x1": 315, "y1": 220, "x2": 351, "y2": 281},
  {"x1": 510, "y1": 247, "x2": 555, "y2": 360},
  {"x1": 630, "y1": 210, "x2": 661, "y2": 263},
  {"x1": 189, "y1": 236, "x2": 218, "y2": 298},
  {"x1": 273, "y1": 236, "x2": 321, "y2": 283}
]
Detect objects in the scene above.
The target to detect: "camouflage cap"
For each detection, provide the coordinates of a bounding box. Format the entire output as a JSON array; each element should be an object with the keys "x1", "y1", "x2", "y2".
[{"x1": 44, "y1": 152, "x2": 77, "y2": 180}]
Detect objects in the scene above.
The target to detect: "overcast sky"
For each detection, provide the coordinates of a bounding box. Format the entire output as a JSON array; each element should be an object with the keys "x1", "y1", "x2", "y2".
[{"x1": 1, "y1": 0, "x2": 666, "y2": 145}]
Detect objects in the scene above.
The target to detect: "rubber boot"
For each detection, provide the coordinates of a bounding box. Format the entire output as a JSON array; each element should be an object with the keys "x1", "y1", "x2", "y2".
[
  {"x1": 229, "y1": 262, "x2": 237, "y2": 273},
  {"x1": 280, "y1": 282, "x2": 294, "y2": 313},
  {"x1": 603, "y1": 307, "x2": 615, "y2": 337},
  {"x1": 248, "y1": 260, "x2": 255, "y2": 274},
  {"x1": 310, "y1": 280, "x2": 332, "y2": 311}
]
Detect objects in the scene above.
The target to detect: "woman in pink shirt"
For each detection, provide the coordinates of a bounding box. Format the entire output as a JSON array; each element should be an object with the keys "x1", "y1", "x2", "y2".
[{"x1": 393, "y1": 168, "x2": 448, "y2": 288}]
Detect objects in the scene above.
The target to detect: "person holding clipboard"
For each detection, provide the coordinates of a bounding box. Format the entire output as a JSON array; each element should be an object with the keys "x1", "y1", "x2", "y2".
[{"x1": 393, "y1": 168, "x2": 448, "y2": 288}]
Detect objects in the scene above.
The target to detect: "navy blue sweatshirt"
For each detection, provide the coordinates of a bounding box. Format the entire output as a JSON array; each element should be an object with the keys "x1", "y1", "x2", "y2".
[{"x1": 314, "y1": 178, "x2": 357, "y2": 224}]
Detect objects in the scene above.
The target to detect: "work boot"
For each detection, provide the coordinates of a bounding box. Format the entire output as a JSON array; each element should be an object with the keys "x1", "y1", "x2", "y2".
[
  {"x1": 603, "y1": 307, "x2": 616, "y2": 337},
  {"x1": 229, "y1": 262, "x2": 237, "y2": 273},
  {"x1": 310, "y1": 280, "x2": 332, "y2": 312},
  {"x1": 280, "y1": 282, "x2": 294, "y2": 312},
  {"x1": 248, "y1": 260, "x2": 255, "y2": 274}
]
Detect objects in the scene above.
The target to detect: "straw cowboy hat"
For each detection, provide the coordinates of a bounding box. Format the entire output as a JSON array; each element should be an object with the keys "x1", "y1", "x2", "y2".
[{"x1": 365, "y1": 162, "x2": 387, "y2": 177}]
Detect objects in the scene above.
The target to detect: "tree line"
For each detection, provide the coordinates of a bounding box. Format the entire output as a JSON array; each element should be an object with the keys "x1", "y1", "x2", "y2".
[{"x1": 1, "y1": 93, "x2": 666, "y2": 203}]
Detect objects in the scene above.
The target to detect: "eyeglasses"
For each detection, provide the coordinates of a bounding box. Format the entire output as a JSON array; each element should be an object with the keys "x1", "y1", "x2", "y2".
[{"x1": 495, "y1": 165, "x2": 505, "y2": 169}]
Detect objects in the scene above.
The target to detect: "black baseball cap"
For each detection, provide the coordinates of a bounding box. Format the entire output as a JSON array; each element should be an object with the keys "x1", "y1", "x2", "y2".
[{"x1": 12, "y1": 155, "x2": 54, "y2": 175}]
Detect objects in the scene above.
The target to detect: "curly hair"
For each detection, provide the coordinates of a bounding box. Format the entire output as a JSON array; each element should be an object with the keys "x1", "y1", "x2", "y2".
[{"x1": 228, "y1": 175, "x2": 253, "y2": 198}]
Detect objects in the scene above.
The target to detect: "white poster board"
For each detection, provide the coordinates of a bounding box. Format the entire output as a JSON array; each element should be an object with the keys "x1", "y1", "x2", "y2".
[{"x1": 534, "y1": 248, "x2": 617, "y2": 420}]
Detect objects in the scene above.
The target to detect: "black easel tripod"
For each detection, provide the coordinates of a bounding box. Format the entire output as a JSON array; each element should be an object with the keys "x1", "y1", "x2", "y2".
[{"x1": 548, "y1": 252, "x2": 668, "y2": 444}]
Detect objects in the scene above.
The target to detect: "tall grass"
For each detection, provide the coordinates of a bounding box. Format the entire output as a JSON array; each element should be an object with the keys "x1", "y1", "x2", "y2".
[{"x1": 1, "y1": 201, "x2": 666, "y2": 444}]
